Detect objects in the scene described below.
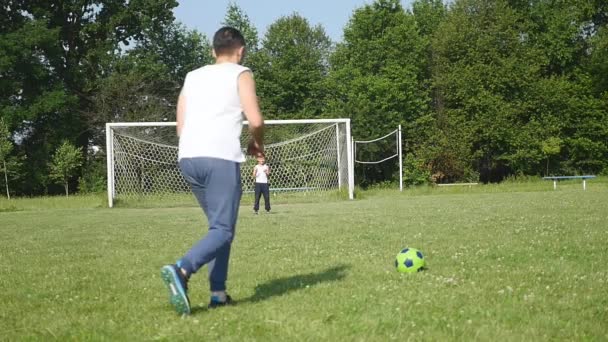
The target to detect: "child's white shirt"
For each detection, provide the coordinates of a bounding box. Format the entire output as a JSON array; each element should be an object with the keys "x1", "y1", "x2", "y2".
[{"x1": 254, "y1": 164, "x2": 269, "y2": 183}]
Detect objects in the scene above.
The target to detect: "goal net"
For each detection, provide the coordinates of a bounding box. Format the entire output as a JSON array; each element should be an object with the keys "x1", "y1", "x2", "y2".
[
  {"x1": 105, "y1": 119, "x2": 353, "y2": 207},
  {"x1": 353, "y1": 125, "x2": 403, "y2": 190}
]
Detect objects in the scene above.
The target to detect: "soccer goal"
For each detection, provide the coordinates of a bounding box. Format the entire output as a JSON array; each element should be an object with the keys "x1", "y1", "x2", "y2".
[
  {"x1": 105, "y1": 119, "x2": 354, "y2": 207},
  {"x1": 353, "y1": 125, "x2": 403, "y2": 191}
]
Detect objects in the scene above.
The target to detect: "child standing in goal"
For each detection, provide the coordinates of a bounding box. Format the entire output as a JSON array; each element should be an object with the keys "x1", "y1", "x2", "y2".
[
  {"x1": 160, "y1": 27, "x2": 265, "y2": 315},
  {"x1": 253, "y1": 156, "x2": 271, "y2": 214}
]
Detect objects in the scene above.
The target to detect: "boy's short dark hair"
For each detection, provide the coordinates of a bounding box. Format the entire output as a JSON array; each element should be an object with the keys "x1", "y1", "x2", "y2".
[{"x1": 213, "y1": 27, "x2": 246, "y2": 56}]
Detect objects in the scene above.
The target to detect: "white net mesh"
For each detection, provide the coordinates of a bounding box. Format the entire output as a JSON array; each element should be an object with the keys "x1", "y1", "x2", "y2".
[
  {"x1": 354, "y1": 129, "x2": 399, "y2": 165},
  {"x1": 107, "y1": 120, "x2": 351, "y2": 206},
  {"x1": 354, "y1": 127, "x2": 403, "y2": 190}
]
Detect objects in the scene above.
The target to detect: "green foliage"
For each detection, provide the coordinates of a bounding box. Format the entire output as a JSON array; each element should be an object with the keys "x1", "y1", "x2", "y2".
[
  {"x1": 403, "y1": 153, "x2": 431, "y2": 186},
  {"x1": 329, "y1": 0, "x2": 430, "y2": 184},
  {"x1": 432, "y1": 0, "x2": 538, "y2": 181},
  {"x1": 88, "y1": 23, "x2": 212, "y2": 148},
  {"x1": 515, "y1": 0, "x2": 597, "y2": 76},
  {"x1": 49, "y1": 141, "x2": 84, "y2": 197},
  {"x1": 0, "y1": 0, "x2": 178, "y2": 196},
  {"x1": 429, "y1": 0, "x2": 608, "y2": 181},
  {"x1": 223, "y1": 3, "x2": 260, "y2": 52},
  {"x1": 527, "y1": 76, "x2": 608, "y2": 175},
  {"x1": 541, "y1": 137, "x2": 562, "y2": 175},
  {"x1": 586, "y1": 25, "x2": 608, "y2": 96},
  {"x1": 412, "y1": 0, "x2": 447, "y2": 37},
  {"x1": 78, "y1": 155, "x2": 106, "y2": 194},
  {"x1": 412, "y1": 0, "x2": 447, "y2": 88},
  {"x1": 256, "y1": 14, "x2": 332, "y2": 118},
  {"x1": 222, "y1": 3, "x2": 262, "y2": 77},
  {"x1": 0, "y1": 119, "x2": 13, "y2": 172},
  {"x1": 130, "y1": 22, "x2": 213, "y2": 82},
  {"x1": 0, "y1": 118, "x2": 22, "y2": 199}
]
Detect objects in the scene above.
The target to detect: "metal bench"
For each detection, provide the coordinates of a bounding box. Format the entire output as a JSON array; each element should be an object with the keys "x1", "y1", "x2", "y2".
[{"x1": 542, "y1": 175, "x2": 596, "y2": 190}]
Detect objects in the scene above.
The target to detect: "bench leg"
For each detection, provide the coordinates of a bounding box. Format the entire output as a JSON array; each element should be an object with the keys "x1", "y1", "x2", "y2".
[
  {"x1": 583, "y1": 179, "x2": 586, "y2": 191},
  {"x1": 553, "y1": 180, "x2": 557, "y2": 190}
]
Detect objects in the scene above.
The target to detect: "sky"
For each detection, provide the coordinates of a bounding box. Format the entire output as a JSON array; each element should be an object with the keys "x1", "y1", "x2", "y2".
[{"x1": 173, "y1": 0, "x2": 413, "y2": 43}]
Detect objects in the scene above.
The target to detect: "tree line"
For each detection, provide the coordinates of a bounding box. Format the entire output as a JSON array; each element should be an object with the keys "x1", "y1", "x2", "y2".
[{"x1": 1, "y1": 0, "x2": 607, "y2": 196}]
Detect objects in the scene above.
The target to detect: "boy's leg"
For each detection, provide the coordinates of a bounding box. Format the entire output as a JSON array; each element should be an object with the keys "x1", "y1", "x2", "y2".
[
  {"x1": 253, "y1": 183, "x2": 262, "y2": 213},
  {"x1": 162, "y1": 157, "x2": 240, "y2": 314},
  {"x1": 208, "y1": 242, "x2": 232, "y2": 292},
  {"x1": 208, "y1": 176, "x2": 238, "y2": 297},
  {"x1": 176, "y1": 158, "x2": 241, "y2": 278},
  {"x1": 207, "y1": 242, "x2": 236, "y2": 308},
  {"x1": 262, "y1": 183, "x2": 271, "y2": 212}
]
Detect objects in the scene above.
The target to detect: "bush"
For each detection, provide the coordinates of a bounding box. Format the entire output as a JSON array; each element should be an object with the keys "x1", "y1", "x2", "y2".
[
  {"x1": 78, "y1": 157, "x2": 106, "y2": 194},
  {"x1": 403, "y1": 153, "x2": 430, "y2": 187}
]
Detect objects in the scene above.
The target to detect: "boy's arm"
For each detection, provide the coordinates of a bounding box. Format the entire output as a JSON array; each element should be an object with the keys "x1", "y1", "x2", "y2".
[
  {"x1": 176, "y1": 88, "x2": 186, "y2": 137},
  {"x1": 265, "y1": 165, "x2": 270, "y2": 175},
  {"x1": 252, "y1": 166, "x2": 257, "y2": 178},
  {"x1": 238, "y1": 71, "x2": 264, "y2": 156}
]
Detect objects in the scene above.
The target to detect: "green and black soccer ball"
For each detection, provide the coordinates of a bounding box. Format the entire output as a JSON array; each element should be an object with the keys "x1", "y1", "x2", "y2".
[{"x1": 395, "y1": 248, "x2": 425, "y2": 273}]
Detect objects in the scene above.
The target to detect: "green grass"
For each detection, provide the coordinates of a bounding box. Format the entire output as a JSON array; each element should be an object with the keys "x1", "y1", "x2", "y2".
[
  {"x1": 110, "y1": 188, "x2": 351, "y2": 209},
  {"x1": 0, "y1": 193, "x2": 107, "y2": 212},
  {"x1": 1, "y1": 183, "x2": 607, "y2": 340}
]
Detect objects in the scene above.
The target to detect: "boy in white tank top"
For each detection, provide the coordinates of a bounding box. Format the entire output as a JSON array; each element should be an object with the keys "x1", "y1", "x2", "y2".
[
  {"x1": 253, "y1": 155, "x2": 271, "y2": 213},
  {"x1": 161, "y1": 27, "x2": 265, "y2": 315}
]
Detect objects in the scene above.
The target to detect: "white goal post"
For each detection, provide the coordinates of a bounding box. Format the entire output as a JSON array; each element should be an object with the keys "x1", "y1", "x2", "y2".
[
  {"x1": 105, "y1": 119, "x2": 354, "y2": 207},
  {"x1": 353, "y1": 125, "x2": 403, "y2": 191}
]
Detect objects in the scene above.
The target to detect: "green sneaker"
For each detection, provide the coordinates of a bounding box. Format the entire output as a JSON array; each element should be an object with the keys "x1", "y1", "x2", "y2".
[{"x1": 160, "y1": 265, "x2": 191, "y2": 315}]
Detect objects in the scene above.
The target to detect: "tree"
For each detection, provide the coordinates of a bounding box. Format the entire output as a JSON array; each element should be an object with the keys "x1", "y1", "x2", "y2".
[
  {"x1": 222, "y1": 3, "x2": 262, "y2": 72},
  {"x1": 512, "y1": 0, "x2": 599, "y2": 77},
  {"x1": 129, "y1": 22, "x2": 213, "y2": 82},
  {"x1": 542, "y1": 137, "x2": 562, "y2": 176},
  {"x1": 412, "y1": 0, "x2": 447, "y2": 37},
  {"x1": 223, "y1": 3, "x2": 260, "y2": 53},
  {"x1": 83, "y1": 23, "x2": 214, "y2": 192},
  {"x1": 428, "y1": 0, "x2": 608, "y2": 181},
  {"x1": 0, "y1": 119, "x2": 22, "y2": 199},
  {"x1": 49, "y1": 141, "x2": 84, "y2": 197},
  {"x1": 256, "y1": 14, "x2": 332, "y2": 118},
  {"x1": 0, "y1": 119, "x2": 13, "y2": 199},
  {"x1": 412, "y1": 0, "x2": 447, "y2": 109},
  {"x1": 526, "y1": 76, "x2": 608, "y2": 175},
  {"x1": 513, "y1": 0, "x2": 608, "y2": 175},
  {"x1": 431, "y1": 0, "x2": 548, "y2": 181},
  {"x1": 88, "y1": 23, "x2": 213, "y2": 147},
  {"x1": 0, "y1": 0, "x2": 179, "y2": 196},
  {"x1": 586, "y1": 24, "x2": 608, "y2": 97},
  {"x1": 328, "y1": 0, "x2": 430, "y2": 185}
]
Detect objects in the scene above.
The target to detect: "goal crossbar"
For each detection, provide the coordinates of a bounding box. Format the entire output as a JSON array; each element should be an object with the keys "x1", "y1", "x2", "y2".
[{"x1": 105, "y1": 119, "x2": 351, "y2": 128}]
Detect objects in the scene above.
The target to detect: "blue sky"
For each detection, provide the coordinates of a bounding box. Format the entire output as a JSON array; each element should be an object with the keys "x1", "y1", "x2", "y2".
[{"x1": 174, "y1": 0, "x2": 413, "y2": 42}]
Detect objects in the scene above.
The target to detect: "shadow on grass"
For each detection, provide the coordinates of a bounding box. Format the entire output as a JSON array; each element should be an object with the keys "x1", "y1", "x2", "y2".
[
  {"x1": 241, "y1": 264, "x2": 350, "y2": 304},
  {"x1": 190, "y1": 264, "x2": 350, "y2": 314}
]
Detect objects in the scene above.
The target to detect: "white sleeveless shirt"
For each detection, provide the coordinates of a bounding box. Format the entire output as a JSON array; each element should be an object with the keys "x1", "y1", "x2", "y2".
[
  {"x1": 178, "y1": 63, "x2": 250, "y2": 162},
  {"x1": 254, "y1": 164, "x2": 269, "y2": 183}
]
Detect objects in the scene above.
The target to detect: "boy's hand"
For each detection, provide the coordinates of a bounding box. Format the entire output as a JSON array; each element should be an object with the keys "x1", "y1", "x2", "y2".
[{"x1": 247, "y1": 139, "x2": 264, "y2": 157}]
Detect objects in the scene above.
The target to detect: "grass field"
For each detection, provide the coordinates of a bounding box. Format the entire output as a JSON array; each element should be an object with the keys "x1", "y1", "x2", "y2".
[{"x1": 1, "y1": 180, "x2": 607, "y2": 340}]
